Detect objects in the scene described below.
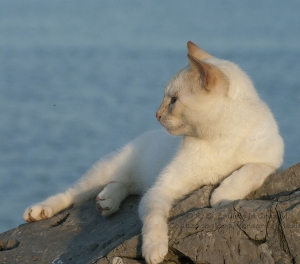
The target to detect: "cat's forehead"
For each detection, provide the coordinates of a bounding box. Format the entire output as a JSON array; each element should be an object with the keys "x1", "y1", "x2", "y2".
[{"x1": 164, "y1": 68, "x2": 188, "y2": 96}]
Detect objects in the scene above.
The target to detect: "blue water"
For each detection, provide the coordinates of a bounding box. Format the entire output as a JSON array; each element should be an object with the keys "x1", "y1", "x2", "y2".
[{"x1": 1, "y1": 1, "x2": 300, "y2": 233}]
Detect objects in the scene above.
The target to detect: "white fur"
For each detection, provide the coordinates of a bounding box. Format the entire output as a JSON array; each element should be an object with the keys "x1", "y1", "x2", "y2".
[{"x1": 23, "y1": 43, "x2": 284, "y2": 264}]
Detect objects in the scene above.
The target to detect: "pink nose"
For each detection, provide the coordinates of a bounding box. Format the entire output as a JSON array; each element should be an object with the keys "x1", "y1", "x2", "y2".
[{"x1": 156, "y1": 112, "x2": 161, "y2": 121}]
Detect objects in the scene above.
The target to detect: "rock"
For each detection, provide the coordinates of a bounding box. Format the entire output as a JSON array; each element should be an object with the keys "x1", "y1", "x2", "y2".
[
  {"x1": 0, "y1": 196, "x2": 142, "y2": 264},
  {"x1": 1, "y1": 163, "x2": 300, "y2": 264}
]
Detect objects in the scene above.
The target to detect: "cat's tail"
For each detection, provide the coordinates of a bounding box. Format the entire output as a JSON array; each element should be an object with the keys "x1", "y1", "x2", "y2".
[{"x1": 23, "y1": 142, "x2": 135, "y2": 222}]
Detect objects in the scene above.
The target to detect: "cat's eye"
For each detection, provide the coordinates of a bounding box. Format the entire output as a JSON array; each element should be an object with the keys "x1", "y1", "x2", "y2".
[{"x1": 170, "y1": 97, "x2": 178, "y2": 105}]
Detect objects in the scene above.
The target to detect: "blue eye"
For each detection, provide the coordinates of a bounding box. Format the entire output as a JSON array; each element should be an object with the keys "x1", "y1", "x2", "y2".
[{"x1": 170, "y1": 97, "x2": 178, "y2": 105}]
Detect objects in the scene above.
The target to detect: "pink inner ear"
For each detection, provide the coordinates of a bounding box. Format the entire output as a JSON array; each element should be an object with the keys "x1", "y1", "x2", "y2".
[
  {"x1": 187, "y1": 54, "x2": 209, "y2": 90},
  {"x1": 187, "y1": 54, "x2": 229, "y2": 93}
]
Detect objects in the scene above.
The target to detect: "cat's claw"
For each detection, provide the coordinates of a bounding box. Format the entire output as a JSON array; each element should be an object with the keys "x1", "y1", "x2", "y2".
[
  {"x1": 23, "y1": 205, "x2": 54, "y2": 222},
  {"x1": 142, "y1": 239, "x2": 168, "y2": 264}
]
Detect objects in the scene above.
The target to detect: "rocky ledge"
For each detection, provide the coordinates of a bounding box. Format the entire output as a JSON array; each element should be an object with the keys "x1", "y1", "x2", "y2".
[{"x1": 1, "y1": 163, "x2": 300, "y2": 264}]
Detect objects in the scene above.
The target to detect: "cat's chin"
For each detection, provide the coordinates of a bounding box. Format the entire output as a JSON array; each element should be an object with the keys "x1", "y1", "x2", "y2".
[{"x1": 165, "y1": 124, "x2": 185, "y2": 136}]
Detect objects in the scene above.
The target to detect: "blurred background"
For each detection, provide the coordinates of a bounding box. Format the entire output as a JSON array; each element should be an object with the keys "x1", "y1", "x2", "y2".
[{"x1": 1, "y1": 1, "x2": 299, "y2": 233}]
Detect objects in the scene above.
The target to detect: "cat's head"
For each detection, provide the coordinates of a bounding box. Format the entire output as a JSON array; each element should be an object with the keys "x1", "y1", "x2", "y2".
[{"x1": 156, "y1": 41, "x2": 233, "y2": 138}]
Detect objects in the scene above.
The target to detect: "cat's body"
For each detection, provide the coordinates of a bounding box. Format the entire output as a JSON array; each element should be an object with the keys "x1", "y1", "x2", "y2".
[{"x1": 23, "y1": 42, "x2": 284, "y2": 264}]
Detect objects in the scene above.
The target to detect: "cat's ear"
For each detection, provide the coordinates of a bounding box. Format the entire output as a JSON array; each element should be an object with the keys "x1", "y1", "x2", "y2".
[
  {"x1": 187, "y1": 41, "x2": 215, "y2": 91},
  {"x1": 187, "y1": 54, "x2": 211, "y2": 91},
  {"x1": 187, "y1": 41, "x2": 212, "y2": 61},
  {"x1": 187, "y1": 53, "x2": 229, "y2": 93}
]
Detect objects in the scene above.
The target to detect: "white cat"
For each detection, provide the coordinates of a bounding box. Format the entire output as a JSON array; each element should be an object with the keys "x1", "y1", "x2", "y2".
[{"x1": 23, "y1": 41, "x2": 284, "y2": 264}]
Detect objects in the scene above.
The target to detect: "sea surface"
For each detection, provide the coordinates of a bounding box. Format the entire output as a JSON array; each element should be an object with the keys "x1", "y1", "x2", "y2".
[{"x1": 1, "y1": 1, "x2": 300, "y2": 233}]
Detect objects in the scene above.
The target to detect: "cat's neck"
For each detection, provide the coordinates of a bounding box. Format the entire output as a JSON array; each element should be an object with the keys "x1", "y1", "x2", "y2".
[{"x1": 186, "y1": 121, "x2": 231, "y2": 142}]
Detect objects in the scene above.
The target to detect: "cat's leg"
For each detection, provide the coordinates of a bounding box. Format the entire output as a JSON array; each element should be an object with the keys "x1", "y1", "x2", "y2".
[
  {"x1": 23, "y1": 144, "x2": 135, "y2": 222},
  {"x1": 96, "y1": 181, "x2": 129, "y2": 216},
  {"x1": 23, "y1": 192, "x2": 72, "y2": 222},
  {"x1": 138, "y1": 165, "x2": 196, "y2": 264},
  {"x1": 139, "y1": 187, "x2": 171, "y2": 264},
  {"x1": 210, "y1": 163, "x2": 275, "y2": 208}
]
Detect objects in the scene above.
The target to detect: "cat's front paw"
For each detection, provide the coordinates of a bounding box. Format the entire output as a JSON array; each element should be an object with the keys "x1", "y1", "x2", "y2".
[
  {"x1": 142, "y1": 237, "x2": 168, "y2": 264},
  {"x1": 210, "y1": 185, "x2": 236, "y2": 208},
  {"x1": 23, "y1": 204, "x2": 54, "y2": 222},
  {"x1": 96, "y1": 182, "x2": 128, "y2": 216}
]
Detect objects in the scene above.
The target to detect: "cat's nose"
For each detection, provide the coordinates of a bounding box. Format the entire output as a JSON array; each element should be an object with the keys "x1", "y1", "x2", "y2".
[{"x1": 156, "y1": 111, "x2": 161, "y2": 121}]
